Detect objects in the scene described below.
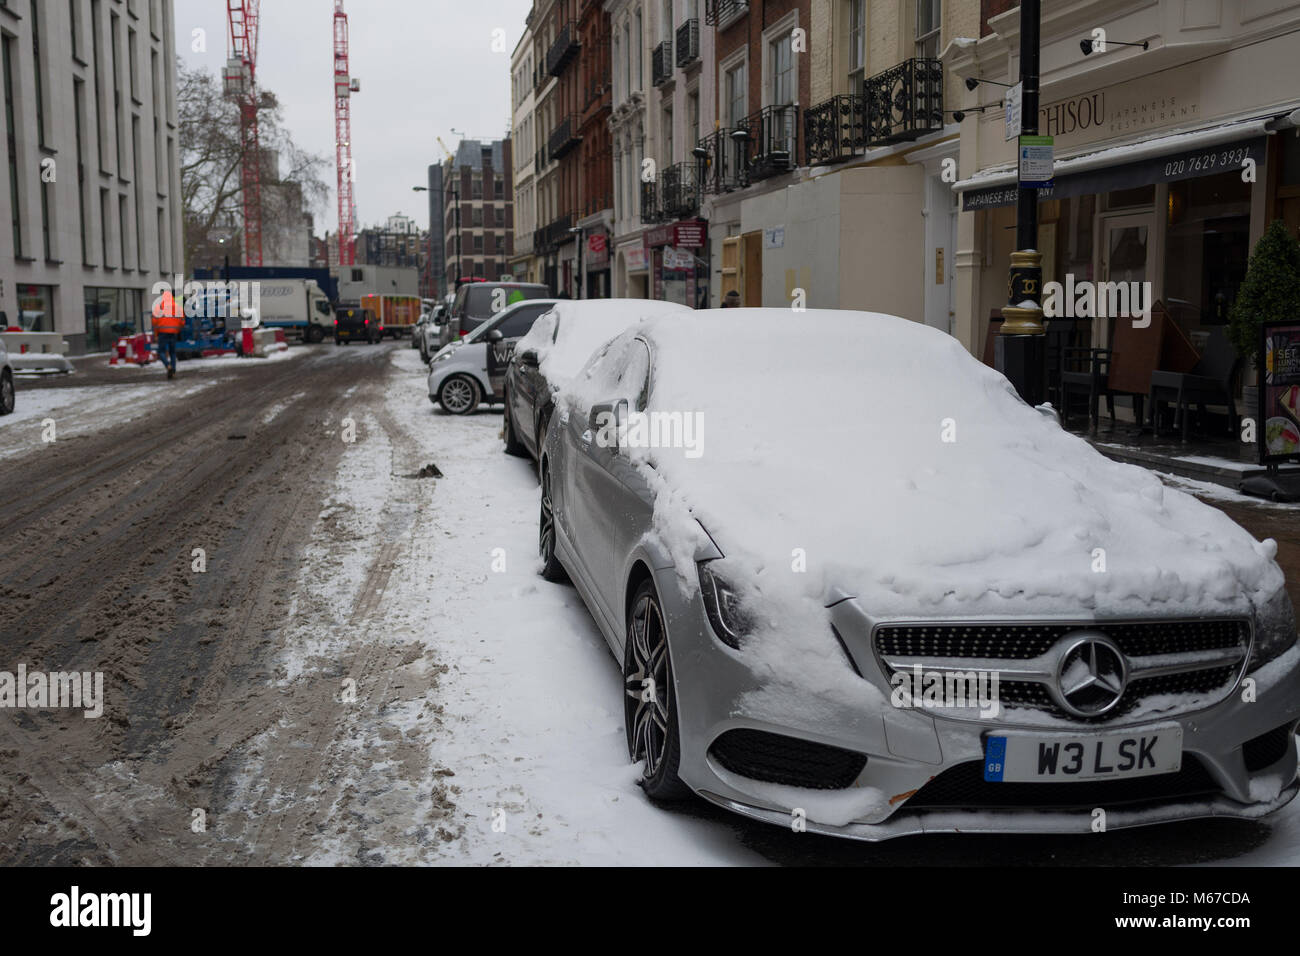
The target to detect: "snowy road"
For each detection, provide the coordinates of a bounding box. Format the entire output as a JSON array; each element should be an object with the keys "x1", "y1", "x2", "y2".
[{"x1": 2, "y1": 343, "x2": 1298, "y2": 865}]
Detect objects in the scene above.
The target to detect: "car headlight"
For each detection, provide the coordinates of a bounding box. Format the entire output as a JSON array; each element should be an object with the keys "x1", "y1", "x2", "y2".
[
  {"x1": 432, "y1": 351, "x2": 453, "y2": 364},
  {"x1": 1250, "y1": 586, "x2": 1298, "y2": 671},
  {"x1": 699, "y1": 561, "x2": 751, "y2": 649}
]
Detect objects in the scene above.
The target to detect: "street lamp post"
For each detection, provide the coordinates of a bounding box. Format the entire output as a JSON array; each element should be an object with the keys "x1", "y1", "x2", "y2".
[{"x1": 997, "y1": 0, "x2": 1047, "y2": 406}]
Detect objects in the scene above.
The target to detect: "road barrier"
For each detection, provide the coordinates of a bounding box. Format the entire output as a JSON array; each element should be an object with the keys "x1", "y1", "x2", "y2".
[
  {"x1": 109, "y1": 333, "x2": 157, "y2": 366},
  {"x1": 244, "y1": 328, "x2": 288, "y2": 358}
]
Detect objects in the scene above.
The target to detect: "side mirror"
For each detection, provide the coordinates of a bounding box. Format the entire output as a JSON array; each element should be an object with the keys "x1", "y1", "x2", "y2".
[
  {"x1": 518, "y1": 349, "x2": 540, "y2": 367},
  {"x1": 588, "y1": 399, "x2": 629, "y2": 449},
  {"x1": 486, "y1": 329, "x2": 504, "y2": 344}
]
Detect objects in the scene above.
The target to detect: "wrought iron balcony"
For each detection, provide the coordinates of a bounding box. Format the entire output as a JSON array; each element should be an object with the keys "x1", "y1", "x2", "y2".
[
  {"x1": 696, "y1": 128, "x2": 745, "y2": 194},
  {"x1": 546, "y1": 20, "x2": 580, "y2": 77},
  {"x1": 804, "y1": 93, "x2": 869, "y2": 165},
  {"x1": 652, "y1": 40, "x2": 673, "y2": 87},
  {"x1": 704, "y1": 0, "x2": 748, "y2": 29},
  {"x1": 548, "y1": 113, "x2": 581, "y2": 159},
  {"x1": 640, "y1": 180, "x2": 662, "y2": 225},
  {"x1": 864, "y1": 57, "x2": 944, "y2": 145},
  {"x1": 735, "y1": 104, "x2": 800, "y2": 181},
  {"x1": 534, "y1": 213, "x2": 575, "y2": 254},
  {"x1": 659, "y1": 162, "x2": 701, "y2": 220},
  {"x1": 675, "y1": 20, "x2": 699, "y2": 68}
]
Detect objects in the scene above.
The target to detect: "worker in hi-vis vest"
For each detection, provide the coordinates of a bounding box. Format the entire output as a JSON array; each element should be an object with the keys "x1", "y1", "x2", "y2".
[{"x1": 152, "y1": 289, "x2": 184, "y2": 379}]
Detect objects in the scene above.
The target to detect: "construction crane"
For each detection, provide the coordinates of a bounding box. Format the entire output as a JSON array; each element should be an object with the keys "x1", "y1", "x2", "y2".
[
  {"x1": 436, "y1": 136, "x2": 454, "y2": 164},
  {"x1": 223, "y1": 1, "x2": 263, "y2": 267},
  {"x1": 333, "y1": 1, "x2": 361, "y2": 266}
]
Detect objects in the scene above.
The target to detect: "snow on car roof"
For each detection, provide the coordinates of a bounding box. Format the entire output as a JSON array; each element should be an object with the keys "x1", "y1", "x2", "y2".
[
  {"x1": 628, "y1": 308, "x2": 1282, "y2": 623},
  {"x1": 516, "y1": 299, "x2": 693, "y2": 384}
]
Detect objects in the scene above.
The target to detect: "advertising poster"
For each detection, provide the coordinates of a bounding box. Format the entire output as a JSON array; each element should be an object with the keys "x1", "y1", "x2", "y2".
[{"x1": 1261, "y1": 321, "x2": 1300, "y2": 463}]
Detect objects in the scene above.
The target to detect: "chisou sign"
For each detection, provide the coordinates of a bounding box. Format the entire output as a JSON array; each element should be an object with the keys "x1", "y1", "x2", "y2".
[{"x1": 1040, "y1": 92, "x2": 1105, "y2": 138}]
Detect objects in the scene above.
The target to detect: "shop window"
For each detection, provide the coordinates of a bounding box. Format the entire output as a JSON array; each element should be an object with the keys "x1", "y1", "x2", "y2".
[
  {"x1": 1164, "y1": 170, "x2": 1252, "y2": 333},
  {"x1": 17, "y1": 284, "x2": 53, "y2": 332}
]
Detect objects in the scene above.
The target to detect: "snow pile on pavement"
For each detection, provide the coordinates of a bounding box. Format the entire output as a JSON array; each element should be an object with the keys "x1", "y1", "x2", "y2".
[
  {"x1": 515, "y1": 299, "x2": 693, "y2": 384},
  {"x1": 607, "y1": 310, "x2": 1285, "y2": 626}
]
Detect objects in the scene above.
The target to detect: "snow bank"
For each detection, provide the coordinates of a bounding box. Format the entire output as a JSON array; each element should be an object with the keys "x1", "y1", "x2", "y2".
[{"x1": 608, "y1": 309, "x2": 1284, "y2": 624}]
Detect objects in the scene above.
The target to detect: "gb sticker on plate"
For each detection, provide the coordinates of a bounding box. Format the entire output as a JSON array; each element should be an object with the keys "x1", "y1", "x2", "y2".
[{"x1": 984, "y1": 736, "x2": 1007, "y2": 782}]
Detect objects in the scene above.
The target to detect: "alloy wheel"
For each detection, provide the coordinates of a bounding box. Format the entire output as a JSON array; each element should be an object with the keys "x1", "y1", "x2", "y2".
[
  {"x1": 625, "y1": 593, "x2": 671, "y2": 778},
  {"x1": 441, "y1": 377, "x2": 475, "y2": 414}
]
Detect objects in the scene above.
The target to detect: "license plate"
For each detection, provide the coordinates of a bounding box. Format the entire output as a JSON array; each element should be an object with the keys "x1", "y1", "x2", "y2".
[{"x1": 983, "y1": 727, "x2": 1182, "y2": 782}]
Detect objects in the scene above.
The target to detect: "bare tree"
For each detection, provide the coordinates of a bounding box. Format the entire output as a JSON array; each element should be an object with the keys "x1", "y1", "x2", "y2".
[{"x1": 178, "y1": 60, "x2": 330, "y2": 271}]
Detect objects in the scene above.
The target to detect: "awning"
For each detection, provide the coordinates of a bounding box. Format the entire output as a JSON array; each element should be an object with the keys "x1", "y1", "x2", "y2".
[{"x1": 956, "y1": 117, "x2": 1273, "y2": 211}]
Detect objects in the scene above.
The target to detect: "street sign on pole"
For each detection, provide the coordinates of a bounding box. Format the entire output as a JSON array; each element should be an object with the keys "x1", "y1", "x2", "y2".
[
  {"x1": 1018, "y1": 134, "x2": 1054, "y2": 187},
  {"x1": 1004, "y1": 82, "x2": 1023, "y2": 141}
]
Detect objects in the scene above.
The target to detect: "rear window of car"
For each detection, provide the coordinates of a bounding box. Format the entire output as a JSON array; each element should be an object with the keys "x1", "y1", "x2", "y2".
[{"x1": 461, "y1": 285, "x2": 550, "y2": 322}]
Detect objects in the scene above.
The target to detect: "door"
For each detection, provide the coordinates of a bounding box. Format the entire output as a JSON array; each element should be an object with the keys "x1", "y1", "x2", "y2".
[
  {"x1": 1096, "y1": 212, "x2": 1154, "y2": 348},
  {"x1": 742, "y1": 231, "x2": 762, "y2": 306}
]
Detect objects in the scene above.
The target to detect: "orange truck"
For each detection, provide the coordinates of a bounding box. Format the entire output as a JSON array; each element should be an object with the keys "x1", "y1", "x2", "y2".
[{"x1": 360, "y1": 294, "x2": 421, "y2": 339}]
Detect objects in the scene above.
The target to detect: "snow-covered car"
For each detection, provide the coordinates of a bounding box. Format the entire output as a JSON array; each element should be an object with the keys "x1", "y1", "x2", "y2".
[
  {"x1": 427, "y1": 299, "x2": 558, "y2": 414},
  {"x1": 0, "y1": 337, "x2": 13, "y2": 415},
  {"x1": 538, "y1": 308, "x2": 1300, "y2": 841},
  {"x1": 503, "y1": 299, "x2": 693, "y2": 462}
]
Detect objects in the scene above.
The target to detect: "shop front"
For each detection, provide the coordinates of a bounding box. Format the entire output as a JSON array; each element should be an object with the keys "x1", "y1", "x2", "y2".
[
  {"x1": 84, "y1": 288, "x2": 145, "y2": 354},
  {"x1": 644, "y1": 220, "x2": 709, "y2": 309},
  {"x1": 949, "y1": 12, "x2": 1300, "y2": 415},
  {"x1": 584, "y1": 231, "x2": 610, "y2": 299}
]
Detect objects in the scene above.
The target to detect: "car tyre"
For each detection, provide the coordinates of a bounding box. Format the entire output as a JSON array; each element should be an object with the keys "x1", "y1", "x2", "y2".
[
  {"x1": 503, "y1": 399, "x2": 528, "y2": 457},
  {"x1": 0, "y1": 369, "x2": 14, "y2": 415},
  {"x1": 538, "y1": 465, "x2": 567, "y2": 583},
  {"x1": 438, "y1": 374, "x2": 480, "y2": 415},
  {"x1": 624, "y1": 579, "x2": 690, "y2": 801}
]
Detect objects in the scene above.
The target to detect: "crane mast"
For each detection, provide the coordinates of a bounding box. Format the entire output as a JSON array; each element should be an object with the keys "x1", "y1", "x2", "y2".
[
  {"x1": 224, "y1": 0, "x2": 263, "y2": 267},
  {"x1": 334, "y1": 1, "x2": 359, "y2": 267}
]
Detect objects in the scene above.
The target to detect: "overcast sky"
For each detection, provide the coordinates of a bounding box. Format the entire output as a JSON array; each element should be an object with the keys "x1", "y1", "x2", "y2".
[{"x1": 173, "y1": 0, "x2": 532, "y2": 236}]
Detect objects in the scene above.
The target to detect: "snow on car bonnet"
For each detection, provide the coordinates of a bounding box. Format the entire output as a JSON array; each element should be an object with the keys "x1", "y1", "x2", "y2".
[
  {"x1": 631, "y1": 309, "x2": 1283, "y2": 621},
  {"x1": 514, "y1": 299, "x2": 693, "y2": 385}
]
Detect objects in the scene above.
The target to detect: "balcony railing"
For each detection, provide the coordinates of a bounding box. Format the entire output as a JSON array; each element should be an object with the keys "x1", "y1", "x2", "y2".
[
  {"x1": 652, "y1": 40, "x2": 673, "y2": 87},
  {"x1": 675, "y1": 20, "x2": 700, "y2": 68},
  {"x1": 696, "y1": 128, "x2": 745, "y2": 194},
  {"x1": 546, "y1": 20, "x2": 580, "y2": 77},
  {"x1": 804, "y1": 93, "x2": 869, "y2": 165},
  {"x1": 804, "y1": 59, "x2": 944, "y2": 165},
  {"x1": 735, "y1": 104, "x2": 800, "y2": 181},
  {"x1": 704, "y1": 0, "x2": 748, "y2": 29},
  {"x1": 864, "y1": 57, "x2": 944, "y2": 144},
  {"x1": 640, "y1": 180, "x2": 662, "y2": 225},
  {"x1": 659, "y1": 162, "x2": 701, "y2": 220},
  {"x1": 533, "y1": 213, "x2": 575, "y2": 254},
  {"x1": 548, "y1": 113, "x2": 581, "y2": 159}
]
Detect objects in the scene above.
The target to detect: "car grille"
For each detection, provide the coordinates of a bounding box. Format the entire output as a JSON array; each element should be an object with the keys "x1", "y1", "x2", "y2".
[
  {"x1": 903, "y1": 756, "x2": 1221, "y2": 811},
  {"x1": 1242, "y1": 724, "x2": 1297, "y2": 772},
  {"x1": 873, "y1": 619, "x2": 1250, "y2": 724},
  {"x1": 709, "y1": 729, "x2": 867, "y2": 790}
]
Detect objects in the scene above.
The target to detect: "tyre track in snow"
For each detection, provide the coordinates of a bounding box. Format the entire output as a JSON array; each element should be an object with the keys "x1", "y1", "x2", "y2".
[{"x1": 0, "y1": 344, "x2": 393, "y2": 864}]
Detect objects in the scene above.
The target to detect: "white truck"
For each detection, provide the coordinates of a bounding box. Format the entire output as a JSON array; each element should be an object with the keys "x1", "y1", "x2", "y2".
[{"x1": 254, "y1": 278, "x2": 334, "y2": 343}]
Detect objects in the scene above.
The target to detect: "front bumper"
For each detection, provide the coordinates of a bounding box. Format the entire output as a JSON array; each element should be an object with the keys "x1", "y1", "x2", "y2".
[{"x1": 656, "y1": 572, "x2": 1300, "y2": 840}]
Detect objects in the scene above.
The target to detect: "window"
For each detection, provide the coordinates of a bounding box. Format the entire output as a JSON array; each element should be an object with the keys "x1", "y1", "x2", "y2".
[
  {"x1": 100, "y1": 188, "x2": 111, "y2": 265},
  {"x1": 848, "y1": 0, "x2": 866, "y2": 93},
  {"x1": 128, "y1": 27, "x2": 138, "y2": 101},
  {"x1": 687, "y1": 90, "x2": 699, "y2": 146},
  {"x1": 622, "y1": 22, "x2": 631, "y2": 94},
  {"x1": 31, "y1": 0, "x2": 47, "y2": 147},
  {"x1": 662, "y1": 106, "x2": 673, "y2": 165},
  {"x1": 634, "y1": 11, "x2": 643, "y2": 90},
  {"x1": 70, "y1": 0, "x2": 82, "y2": 59},
  {"x1": 495, "y1": 206, "x2": 505, "y2": 226},
  {"x1": 119, "y1": 194, "x2": 129, "y2": 268},
  {"x1": 725, "y1": 61, "x2": 747, "y2": 127},
  {"x1": 771, "y1": 32, "x2": 794, "y2": 106},
  {"x1": 112, "y1": 12, "x2": 125, "y2": 172},
  {"x1": 75, "y1": 79, "x2": 89, "y2": 263},
  {"x1": 92, "y1": 0, "x2": 105, "y2": 170},
  {"x1": 915, "y1": 0, "x2": 941, "y2": 60},
  {"x1": 3, "y1": 36, "x2": 21, "y2": 258},
  {"x1": 471, "y1": 206, "x2": 483, "y2": 227}
]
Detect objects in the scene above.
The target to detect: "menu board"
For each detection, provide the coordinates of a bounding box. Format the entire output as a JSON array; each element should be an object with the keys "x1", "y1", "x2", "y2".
[{"x1": 1261, "y1": 321, "x2": 1300, "y2": 463}]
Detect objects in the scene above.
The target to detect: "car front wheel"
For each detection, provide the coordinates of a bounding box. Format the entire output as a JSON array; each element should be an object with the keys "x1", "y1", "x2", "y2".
[
  {"x1": 438, "y1": 374, "x2": 480, "y2": 415},
  {"x1": 624, "y1": 579, "x2": 689, "y2": 801},
  {"x1": 538, "y1": 465, "x2": 567, "y2": 582},
  {"x1": 0, "y1": 369, "x2": 14, "y2": 415}
]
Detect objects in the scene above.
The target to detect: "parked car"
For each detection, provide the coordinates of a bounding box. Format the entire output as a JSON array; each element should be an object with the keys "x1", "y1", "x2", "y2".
[
  {"x1": 436, "y1": 281, "x2": 550, "y2": 349},
  {"x1": 333, "y1": 306, "x2": 381, "y2": 345},
  {"x1": 0, "y1": 338, "x2": 13, "y2": 415},
  {"x1": 427, "y1": 298, "x2": 557, "y2": 414},
  {"x1": 538, "y1": 307, "x2": 1300, "y2": 840},
  {"x1": 420, "y1": 302, "x2": 449, "y2": 363},
  {"x1": 503, "y1": 299, "x2": 693, "y2": 463},
  {"x1": 411, "y1": 312, "x2": 429, "y2": 350}
]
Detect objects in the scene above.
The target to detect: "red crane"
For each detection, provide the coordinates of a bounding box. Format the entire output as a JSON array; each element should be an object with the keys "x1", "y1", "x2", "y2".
[
  {"x1": 334, "y1": 1, "x2": 360, "y2": 266},
  {"x1": 224, "y1": 0, "x2": 263, "y2": 266}
]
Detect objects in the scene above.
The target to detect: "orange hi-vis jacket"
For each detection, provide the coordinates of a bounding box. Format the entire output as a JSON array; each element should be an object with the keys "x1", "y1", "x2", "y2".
[{"x1": 152, "y1": 290, "x2": 185, "y2": 335}]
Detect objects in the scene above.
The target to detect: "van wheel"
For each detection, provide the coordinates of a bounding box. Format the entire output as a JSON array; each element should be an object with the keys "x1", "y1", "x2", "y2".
[{"x1": 439, "y1": 375, "x2": 480, "y2": 415}]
